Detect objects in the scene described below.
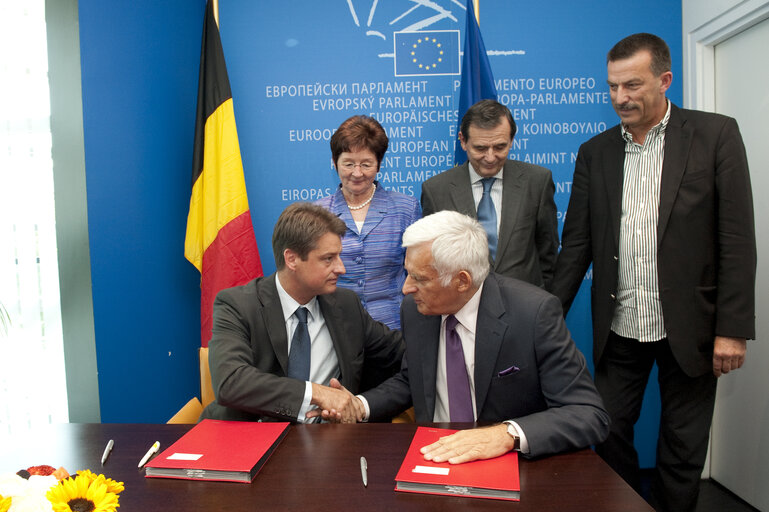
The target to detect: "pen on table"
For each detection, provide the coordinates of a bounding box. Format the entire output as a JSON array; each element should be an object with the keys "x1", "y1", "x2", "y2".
[
  {"x1": 360, "y1": 456, "x2": 368, "y2": 487},
  {"x1": 138, "y1": 441, "x2": 160, "y2": 468},
  {"x1": 101, "y1": 439, "x2": 114, "y2": 465}
]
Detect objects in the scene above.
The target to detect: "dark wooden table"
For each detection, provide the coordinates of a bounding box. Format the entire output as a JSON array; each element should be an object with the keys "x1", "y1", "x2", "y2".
[{"x1": 0, "y1": 423, "x2": 651, "y2": 511}]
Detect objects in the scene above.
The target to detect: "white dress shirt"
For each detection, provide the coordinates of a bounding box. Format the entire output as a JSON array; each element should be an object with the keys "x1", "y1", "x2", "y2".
[
  {"x1": 432, "y1": 283, "x2": 529, "y2": 453},
  {"x1": 275, "y1": 274, "x2": 339, "y2": 422}
]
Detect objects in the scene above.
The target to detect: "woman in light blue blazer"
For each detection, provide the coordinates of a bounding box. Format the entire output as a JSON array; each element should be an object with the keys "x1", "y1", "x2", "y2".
[{"x1": 317, "y1": 116, "x2": 420, "y2": 329}]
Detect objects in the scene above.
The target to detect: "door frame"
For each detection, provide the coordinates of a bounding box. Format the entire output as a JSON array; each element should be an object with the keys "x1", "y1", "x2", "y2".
[{"x1": 683, "y1": 0, "x2": 769, "y2": 110}]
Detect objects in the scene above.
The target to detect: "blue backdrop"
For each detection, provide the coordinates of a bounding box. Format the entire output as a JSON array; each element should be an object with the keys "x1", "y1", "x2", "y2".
[
  {"x1": 218, "y1": 0, "x2": 680, "y2": 467},
  {"x1": 77, "y1": 0, "x2": 681, "y2": 468}
]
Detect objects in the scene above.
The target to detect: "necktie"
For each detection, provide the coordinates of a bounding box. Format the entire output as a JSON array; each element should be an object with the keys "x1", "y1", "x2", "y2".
[
  {"x1": 287, "y1": 307, "x2": 310, "y2": 381},
  {"x1": 445, "y1": 315, "x2": 474, "y2": 422},
  {"x1": 477, "y1": 177, "x2": 498, "y2": 260}
]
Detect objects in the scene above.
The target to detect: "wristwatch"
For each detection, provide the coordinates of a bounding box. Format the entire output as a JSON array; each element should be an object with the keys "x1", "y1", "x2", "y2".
[{"x1": 503, "y1": 421, "x2": 521, "y2": 451}]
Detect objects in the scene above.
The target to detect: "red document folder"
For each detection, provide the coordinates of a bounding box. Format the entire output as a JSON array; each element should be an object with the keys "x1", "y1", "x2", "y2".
[
  {"x1": 394, "y1": 426, "x2": 520, "y2": 500},
  {"x1": 145, "y1": 419, "x2": 289, "y2": 483}
]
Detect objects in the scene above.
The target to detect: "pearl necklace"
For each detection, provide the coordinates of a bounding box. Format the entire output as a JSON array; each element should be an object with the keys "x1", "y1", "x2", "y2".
[{"x1": 346, "y1": 184, "x2": 376, "y2": 210}]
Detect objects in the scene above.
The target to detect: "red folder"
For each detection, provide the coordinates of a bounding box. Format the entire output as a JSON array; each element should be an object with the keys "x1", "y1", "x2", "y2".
[
  {"x1": 394, "y1": 426, "x2": 520, "y2": 500},
  {"x1": 145, "y1": 419, "x2": 289, "y2": 483}
]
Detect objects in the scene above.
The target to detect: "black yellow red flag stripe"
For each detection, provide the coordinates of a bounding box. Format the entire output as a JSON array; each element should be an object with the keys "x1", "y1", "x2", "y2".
[{"x1": 185, "y1": 0, "x2": 262, "y2": 346}]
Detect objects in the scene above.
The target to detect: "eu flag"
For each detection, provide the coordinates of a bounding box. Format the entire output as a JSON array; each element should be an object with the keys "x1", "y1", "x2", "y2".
[
  {"x1": 394, "y1": 30, "x2": 460, "y2": 76},
  {"x1": 455, "y1": 0, "x2": 498, "y2": 165}
]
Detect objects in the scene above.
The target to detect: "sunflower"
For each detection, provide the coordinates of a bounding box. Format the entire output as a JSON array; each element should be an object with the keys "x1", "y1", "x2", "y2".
[
  {"x1": 0, "y1": 494, "x2": 11, "y2": 512},
  {"x1": 46, "y1": 473, "x2": 120, "y2": 512},
  {"x1": 75, "y1": 471, "x2": 124, "y2": 495}
]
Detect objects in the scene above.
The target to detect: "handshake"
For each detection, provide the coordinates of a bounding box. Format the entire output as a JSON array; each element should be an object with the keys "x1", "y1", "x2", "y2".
[
  {"x1": 307, "y1": 378, "x2": 365, "y2": 423},
  {"x1": 306, "y1": 378, "x2": 521, "y2": 465}
]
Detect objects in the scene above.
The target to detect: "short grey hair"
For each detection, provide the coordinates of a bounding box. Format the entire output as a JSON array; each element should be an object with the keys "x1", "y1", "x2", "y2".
[{"x1": 402, "y1": 211, "x2": 490, "y2": 287}]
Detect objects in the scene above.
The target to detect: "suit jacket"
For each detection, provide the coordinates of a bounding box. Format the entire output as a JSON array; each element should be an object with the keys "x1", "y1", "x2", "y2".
[
  {"x1": 362, "y1": 273, "x2": 609, "y2": 458},
  {"x1": 201, "y1": 274, "x2": 405, "y2": 422},
  {"x1": 550, "y1": 104, "x2": 756, "y2": 377},
  {"x1": 421, "y1": 160, "x2": 559, "y2": 288}
]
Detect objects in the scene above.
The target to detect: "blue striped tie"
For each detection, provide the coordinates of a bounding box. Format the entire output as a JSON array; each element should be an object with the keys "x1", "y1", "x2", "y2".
[
  {"x1": 287, "y1": 307, "x2": 310, "y2": 381},
  {"x1": 477, "y1": 177, "x2": 498, "y2": 260}
]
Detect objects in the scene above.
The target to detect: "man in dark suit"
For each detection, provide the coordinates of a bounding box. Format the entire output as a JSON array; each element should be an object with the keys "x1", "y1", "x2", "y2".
[
  {"x1": 315, "y1": 211, "x2": 608, "y2": 462},
  {"x1": 201, "y1": 202, "x2": 404, "y2": 423},
  {"x1": 420, "y1": 99, "x2": 559, "y2": 288},
  {"x1": 550, "y1": 33, "x2": 756, "y2": 511}
]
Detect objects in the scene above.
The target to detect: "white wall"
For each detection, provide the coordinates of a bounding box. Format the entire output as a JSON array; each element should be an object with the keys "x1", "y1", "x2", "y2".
[{"x1": 683, "y1": 1, "x2": 769, "y2": 509}]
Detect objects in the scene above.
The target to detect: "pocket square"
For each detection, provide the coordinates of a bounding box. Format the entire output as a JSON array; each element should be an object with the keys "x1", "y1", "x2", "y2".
[{"x1": 497, "y1": 365, "x2": 520, "y2": 377}]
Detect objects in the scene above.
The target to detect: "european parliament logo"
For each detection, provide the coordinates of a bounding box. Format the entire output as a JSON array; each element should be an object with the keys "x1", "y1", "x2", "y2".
[{"x1": 394, "y1": 30, "x2": 460, "y2": 77}]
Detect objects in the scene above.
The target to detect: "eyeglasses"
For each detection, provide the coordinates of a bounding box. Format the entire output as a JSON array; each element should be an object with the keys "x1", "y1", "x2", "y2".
[{"x1": 338, "y1": 162, "x2": 376, "y2": 171}]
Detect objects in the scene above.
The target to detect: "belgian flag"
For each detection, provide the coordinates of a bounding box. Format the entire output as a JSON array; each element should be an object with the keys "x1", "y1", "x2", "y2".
[{"x1": 185, "y1": 0, "x2": 262, "y2": 346}]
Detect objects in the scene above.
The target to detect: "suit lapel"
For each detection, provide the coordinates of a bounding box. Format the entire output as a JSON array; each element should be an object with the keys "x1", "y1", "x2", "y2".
[
  {"x1": 602, "y1": 126, "x2": 626, "y2": 249},
  {"x1": 358, "y1": 184, "x2": 387, "y2": 239},
  {"x1": 417, "y1": 313, "x2": 442, "y2": 419},
  {"x1": 495, "y1": 161, "x2": 525, "y2": 268},
  {"x1": 328, "y1": 187, "x2": 356, "y2": 230},
  {"x1": 258, "y1": 275, "x2": 291, "y2": 374},
  {"x1": 658, "y1": 105, "x2": 692, "y2": 241},
  {"x1": 473, "y1": 275, "x2": 507, "y2": 415},
  {"x1": 447, "y1": 164, "x2": 478, "y2": 217}
]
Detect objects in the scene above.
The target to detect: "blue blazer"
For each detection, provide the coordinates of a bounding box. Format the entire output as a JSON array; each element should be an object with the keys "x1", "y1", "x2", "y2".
[{"x1": 317, "y1": 183, "x2": 420, "y2": 329}]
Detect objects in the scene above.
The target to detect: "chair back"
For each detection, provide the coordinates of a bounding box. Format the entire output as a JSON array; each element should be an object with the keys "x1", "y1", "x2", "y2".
[
  {"x1": 200, "y1": 347, "x2": 214, "y2": 408},
  {"x1": 167, "y1": 397, "x2": 203, "y2": 424},
  {"x1": 391, "y1": 407, "x2": 415, "y2": 423}
]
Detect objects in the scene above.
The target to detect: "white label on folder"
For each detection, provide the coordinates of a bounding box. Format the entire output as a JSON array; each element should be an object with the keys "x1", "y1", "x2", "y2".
[
  {"x1": 412, "y1": 465, "x2": 449, "y2": 476},
  {"x1": 167, "y1": 453, "x2": 203, "y2": 461}
]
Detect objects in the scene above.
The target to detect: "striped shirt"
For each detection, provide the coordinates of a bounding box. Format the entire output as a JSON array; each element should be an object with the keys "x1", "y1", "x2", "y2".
[{"x1": 611, "y1": 101, "x2": 671, "y2": 342}]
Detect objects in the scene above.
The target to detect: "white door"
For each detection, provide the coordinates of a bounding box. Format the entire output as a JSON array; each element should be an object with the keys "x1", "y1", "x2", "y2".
[{"x1": 709, "y1": 16, "x2": 769, "y2": 511}]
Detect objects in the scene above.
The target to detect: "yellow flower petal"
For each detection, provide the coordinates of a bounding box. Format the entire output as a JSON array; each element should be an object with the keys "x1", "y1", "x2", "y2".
[
  {"x1": 75, "y1": 470, "x2": 97, "y2": 485},
  {"x1": 0, "y1": 495, "x2": 12, "y2": 512},
  {"x1": 75, "y1": 471, "x2": 124, "y2": 495}
]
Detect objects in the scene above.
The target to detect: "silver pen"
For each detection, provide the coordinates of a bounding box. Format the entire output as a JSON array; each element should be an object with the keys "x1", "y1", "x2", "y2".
[
  {"x1": 101, "y1": 439, "x2": 114, "y2": 465},
  {"x1": 360, "y1": 456, "x2": 368, "y2": 487}
]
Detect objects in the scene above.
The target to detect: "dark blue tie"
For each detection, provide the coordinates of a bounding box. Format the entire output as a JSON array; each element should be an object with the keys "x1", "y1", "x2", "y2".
[
  {"x1": 477, "y1": 177, "x2": 498, "y2": 260},
  {"x1": 287, "y1": 307, "x2": 310, "y2": 381},
  {"x1": 445, "y1": 315, "x2": 474, "y2": 422}
]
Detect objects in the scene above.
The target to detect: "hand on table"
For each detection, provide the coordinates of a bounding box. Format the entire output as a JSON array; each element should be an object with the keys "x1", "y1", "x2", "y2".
[{"x1": 420, "y1": 424, "x2": 516, "y2": 464}]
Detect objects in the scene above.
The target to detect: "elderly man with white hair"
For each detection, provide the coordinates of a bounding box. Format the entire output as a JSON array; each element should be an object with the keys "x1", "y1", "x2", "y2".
[{"x1": 314, "y1": 210, "x2": 609, "y2": 462}]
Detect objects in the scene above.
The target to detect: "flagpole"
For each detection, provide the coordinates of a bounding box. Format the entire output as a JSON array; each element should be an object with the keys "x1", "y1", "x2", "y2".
[
  {"x1": 454, "y1": 0, "x2": 497, "y2": 165},
  {"x1": 212, "y1": 0, "x2": 219, "y2": 27},
  {"x1": 187, "y1": 0, "x2": 264, "y2": 345},
  {"x1": 473, "y1": 0, "x2": 479, "y2": 24}
]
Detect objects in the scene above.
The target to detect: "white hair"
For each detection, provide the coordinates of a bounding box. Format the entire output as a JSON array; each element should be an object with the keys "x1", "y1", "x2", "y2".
[{"x1": 402, "y1": 210, "x2": 490, "y2": 286}]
